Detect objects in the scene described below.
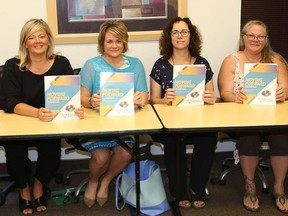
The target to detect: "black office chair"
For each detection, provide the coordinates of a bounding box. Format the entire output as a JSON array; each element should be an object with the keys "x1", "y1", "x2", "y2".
[
  {"x1": 0, "y1": 65, "x2": 17, "y2": 205},
  {"x1": 211, "y1": 132, "x2": 269, "y2": 193}
]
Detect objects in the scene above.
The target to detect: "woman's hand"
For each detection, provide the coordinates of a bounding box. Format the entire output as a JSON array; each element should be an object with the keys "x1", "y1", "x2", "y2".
[
  {"x1": 75, "y1": 106, "x2": 84, "y2": 119},
  {"x1": 38, "y1": 108, "x2": 54, "y2": 122},
  {"x1": 235, "y1": 88, "x2": 247, "y2": 104},
  {"x1": 164, "y1": 88, "x2": 176, "y2": 105},
  {"x1": 134, "y1": 92, "x2": 146, "y2": 108},
  {"x1": 276, "y1": 85, "x2": 286, "y2": 102},
  {"x1": 90, "y1": 92, "x2": 101, "y2": 108},
  {"x1": 203, "y1": 90, "x2": 216, "y2": 105}
]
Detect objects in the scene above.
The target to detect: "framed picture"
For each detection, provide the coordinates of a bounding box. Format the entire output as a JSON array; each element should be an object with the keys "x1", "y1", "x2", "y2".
[{"x1": 46, "y1": 0, "x2": 187, "y2": 44}]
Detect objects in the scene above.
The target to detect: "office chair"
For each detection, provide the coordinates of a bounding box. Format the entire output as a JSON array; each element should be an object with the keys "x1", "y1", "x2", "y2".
[
  {"x1": 0, "y1": 65, "x2": 17, "y2": 206},
  {"x1": 211, "y1": 132, "x2": 269, "y2": 194}
]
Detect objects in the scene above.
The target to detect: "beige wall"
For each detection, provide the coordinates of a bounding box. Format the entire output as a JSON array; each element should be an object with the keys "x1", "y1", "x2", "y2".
[
  {"x1": 0, "y1": 0, "x2": 240, "y2": 161},
  {"x1": 0, "y1": 0, "x2": 241, "y2": 95}
]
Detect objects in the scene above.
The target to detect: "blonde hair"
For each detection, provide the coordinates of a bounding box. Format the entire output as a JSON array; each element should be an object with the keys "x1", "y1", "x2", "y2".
[
  {"x1": 97, "y1": 20, "x2": 128, "y2": 54},
  {"x1": 239, "y1": 20, "x2": 274, "y2": 62},
  {"x1": 18, "y1": 18, "x2": 55, "y2": 69}
]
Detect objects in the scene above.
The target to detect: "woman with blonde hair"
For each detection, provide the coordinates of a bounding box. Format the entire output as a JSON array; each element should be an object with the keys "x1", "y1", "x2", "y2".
[
  {"x1": 0, "y1": 18, "x2": 84, "y2": 214},
  {"x1": 218, "y1": 20, "x2": 288, "y2": 213},
  {"x1": 79, "y1": 20, "x2": 148, "y2": 208}
]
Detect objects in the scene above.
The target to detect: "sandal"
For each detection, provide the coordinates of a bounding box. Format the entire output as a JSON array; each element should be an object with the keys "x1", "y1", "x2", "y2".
[
  {"x1": 19, "y1": 193, "x2": 34, "y2": 215},
  {"x1": 179, "y1": 200, "x2": 191, "y2": 208},
  {"x1": 243, "y1": 191, "x2": 259, "y2": 212},
  {"x1": 273, "y1": 193, "x2": 288, "y2": 213},
  {"x1": 34, "y1": 194, "x2": 47, "y2": 212},
  {"x1": 192, "y1": 200, "x2": 206, "y2": 209}
]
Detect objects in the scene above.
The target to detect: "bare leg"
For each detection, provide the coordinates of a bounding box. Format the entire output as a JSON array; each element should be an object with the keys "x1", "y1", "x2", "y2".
[
  {"x1": 84, "y1": 148, "x2": 110, "y2": 207},
  {"x1": 19, "y1": 185, "x2": 33, "y2": 215},
  {"x1": 240, "y1": 155, "x2": 259, "y2": 211},
  {"x1": 33, "y1": 179, "x2": 47, "y2": 212},
  {"x1": 97, "y1": 145, "x2": 132, "y2": 201},
  {"x1": 271, "y1": 156, "x2": 288, "y2": 212}
]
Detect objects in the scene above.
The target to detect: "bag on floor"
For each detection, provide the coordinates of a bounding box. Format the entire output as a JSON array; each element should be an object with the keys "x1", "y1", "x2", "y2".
[{"x1": 115, "y1": 160, "x2": 170, "y2": 216}]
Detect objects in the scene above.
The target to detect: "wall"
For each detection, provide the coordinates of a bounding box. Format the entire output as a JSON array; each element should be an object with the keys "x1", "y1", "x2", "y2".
[{"x1": 0, "y1": 0, "x2": 240, "y2": 162}]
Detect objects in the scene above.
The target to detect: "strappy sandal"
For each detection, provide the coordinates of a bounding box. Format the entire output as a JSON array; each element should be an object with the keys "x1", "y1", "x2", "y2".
[
  {"x1": 273, "y1": 193, "x2": 288, "y2": 213},
  {"x1": 179, "y1": 200, "x2": 191, "y2": 208},
  {"x1": 243, "y1": 191, "x2": 259, "y2": 212}
]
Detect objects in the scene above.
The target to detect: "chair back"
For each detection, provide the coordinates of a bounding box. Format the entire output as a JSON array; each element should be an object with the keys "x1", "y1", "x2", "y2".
[
  {"x1": 73, "y1": 68, "x2": 81, "y2": 75},
  {"x1": 0, "y1": 65, "x2": 4, "y2": 110}
]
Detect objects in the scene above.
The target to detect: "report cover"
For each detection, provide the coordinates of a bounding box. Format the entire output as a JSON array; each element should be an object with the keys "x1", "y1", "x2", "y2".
[
  {"x1": 100, "y1": 72, "x2": 134, "y2": 116},
  {"x1": 243, "y1": 63, "x2": 277, "y2": 104},
  {"x1": 172, "y1": 64, "x2": 206, "y2": 106},
  {"x1": 44, "y1": 75, "x2": 81, "y2": 120}
]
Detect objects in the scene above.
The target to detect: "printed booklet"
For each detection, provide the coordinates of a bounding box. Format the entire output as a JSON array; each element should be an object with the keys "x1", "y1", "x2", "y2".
[
  {"x1": 100, "y1": 72, "x2": 134, "y2": 116},
  {"x1": 243, "y1": 63, "x2": 277, "y2": 104},
  {"x1": 44, "y1": 75, "x2": 81, "y2": 120},
  {"x1": 172, "y1": 64, "x2": 206, "y2": 106}
]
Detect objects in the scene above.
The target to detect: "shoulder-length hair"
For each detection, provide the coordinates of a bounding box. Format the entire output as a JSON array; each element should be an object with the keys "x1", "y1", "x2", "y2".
[
  {"x1": 18, "y1": 18, "x2": 55, "y2": 70},
  {"x1": 159, "y1": 17, "x2": 202, "y2": 59},
  {"x1": 97, "y1": 20, "x2": 128, "y2": 54},
  {"x1": 239, "y1": 20, "x2": 275, "y2": 62}
]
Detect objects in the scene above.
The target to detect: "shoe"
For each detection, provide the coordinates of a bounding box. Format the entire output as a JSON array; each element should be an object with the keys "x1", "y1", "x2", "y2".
[
  {"x1": 190, "y1": 193, "x2": 206, "y2": 209},
  {"x1": 179, "y1": 200, "x2": 191, "y2": 208},
  {"x1": 34, "y1": 194, "x2": 47, "y2": 212},
  {"x1": 192, "y1": 200, "x2": 206, "y2": 209},
  {"x1": 83, "y1": 196, "x2": 95, "y2": 208},
  {"x1": 273, "y1": 193, "x2": 288, "y2": 213},
  {"x1": 19, "y1": 193, "x2": 34, "y2": 215},
  {"x1": 243, "y1": 191, "x2": 259, "y2": 212},
  {"x1": 96, "y1": 196, "x2": 108, "y2": 207}
]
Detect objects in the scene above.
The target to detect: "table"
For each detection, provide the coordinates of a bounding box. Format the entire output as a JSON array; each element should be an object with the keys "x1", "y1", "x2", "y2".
[
  {"x1": 153, "y1": 102, "x2": 288, "y2": 216},
  {"x1": 153, "y1": 102, "x2": 288, "y2": 132},
  {"x1": 0, "y1": 105, "x2": 163, "y2": 216}
]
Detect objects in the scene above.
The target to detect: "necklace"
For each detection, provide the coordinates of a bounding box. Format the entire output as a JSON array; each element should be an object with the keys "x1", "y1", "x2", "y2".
[{"x1": 171, "y1": 55, "x2": 192, "y2": 65}]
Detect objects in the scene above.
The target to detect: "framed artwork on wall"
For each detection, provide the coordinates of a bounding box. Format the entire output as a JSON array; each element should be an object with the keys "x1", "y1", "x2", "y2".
[{"x1": 46, "y1": 0, "x2": 187, "y2": 44}]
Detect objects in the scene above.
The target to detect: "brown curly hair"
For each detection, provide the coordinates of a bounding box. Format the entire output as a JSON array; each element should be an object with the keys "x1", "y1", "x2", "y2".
[{"x1": 159, "y1": 17, "x2": 202, "y2": 59}]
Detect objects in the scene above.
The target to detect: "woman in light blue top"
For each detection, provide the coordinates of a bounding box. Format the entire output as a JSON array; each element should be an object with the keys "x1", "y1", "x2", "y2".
[{"x1": 79, "y1": 20, "x2": 148, "y2": 208}]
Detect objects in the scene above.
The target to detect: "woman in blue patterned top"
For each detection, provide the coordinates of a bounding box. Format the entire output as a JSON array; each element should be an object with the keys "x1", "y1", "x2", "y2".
[
  {"x1": 150, "y1": 17, "x2": 217, "y2": 209},
  {"x1": 79, "y1": 20, "x2": 148, "y2": 208}
]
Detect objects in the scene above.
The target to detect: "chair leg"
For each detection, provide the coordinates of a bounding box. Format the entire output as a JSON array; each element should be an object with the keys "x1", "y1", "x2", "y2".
[
  {"x1": 218, "y1": 166, "x2": 241, "y2": 182},
  {"x1": 73, "y1": 177, "x2": 89, "y2": 200},
  {"x1": 0, "y1": 181, "x2": 17, "y2": 206},
  {"x1": 255, "y1": 166, "x2": 269, "y2": 193}
]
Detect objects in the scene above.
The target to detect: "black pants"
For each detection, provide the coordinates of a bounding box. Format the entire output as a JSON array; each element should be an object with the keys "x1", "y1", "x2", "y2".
[
  {"x1": 237, "y1": 130, "x2": 288, "y2": 156},
  {"x1": 152, "y1": 132, "x2": 217, "y2": 201},
  {"x1": 3, "y1": 139, "x2": 61, "y2": 188}
]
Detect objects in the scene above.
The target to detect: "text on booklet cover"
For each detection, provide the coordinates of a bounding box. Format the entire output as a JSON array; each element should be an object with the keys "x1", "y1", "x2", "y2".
[
  {"x1": 244, "y1": 63, "x2": 277, "y2": 104},
  {"x1": 100, "y1": 72, "x2": 134, "y2": 116},
  {"x1": 44, "y1": 75, "x2": 81, "y2": 120},
  {"x1": 172, "y1": 64, "x2": 206, "y2": 106}
]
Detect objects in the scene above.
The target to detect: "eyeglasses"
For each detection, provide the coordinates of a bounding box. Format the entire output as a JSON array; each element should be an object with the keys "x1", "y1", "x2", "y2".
[
  {"x1": 171, "y1": 30, "x2": 190, "y2": 37},
  {"x1": 245, "y1": 34, "x2": 267, "y2": 41}
]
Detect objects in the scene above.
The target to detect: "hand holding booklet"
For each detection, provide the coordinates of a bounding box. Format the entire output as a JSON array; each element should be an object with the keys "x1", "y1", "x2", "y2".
[
  {"x1": 44, "y1": 75, "x2": 81, "y2": 120},
  {"x1": 100, "y1": 72, "x2": 134, "y2": 116},
  {"x1": 243, "y1": 63, "x2": 277, "y2": 104},
  {"x1": 172, "y1": 64, "x2": 206, "y2": 106}
]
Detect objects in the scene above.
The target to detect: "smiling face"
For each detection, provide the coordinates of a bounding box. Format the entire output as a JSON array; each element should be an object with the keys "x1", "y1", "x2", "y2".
[
  {"x1": 243, "y1": 24, "x2": 267, "y2": 54},
  {"x1": 171, "y1": 21, "x2": 190, "y2": 50},
  {"x1": 25, "y1": 29, "x2": 49, "y2": 56},
  {"x1": 103, "y1": 31, "x2": 124, "y2": 59}
]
